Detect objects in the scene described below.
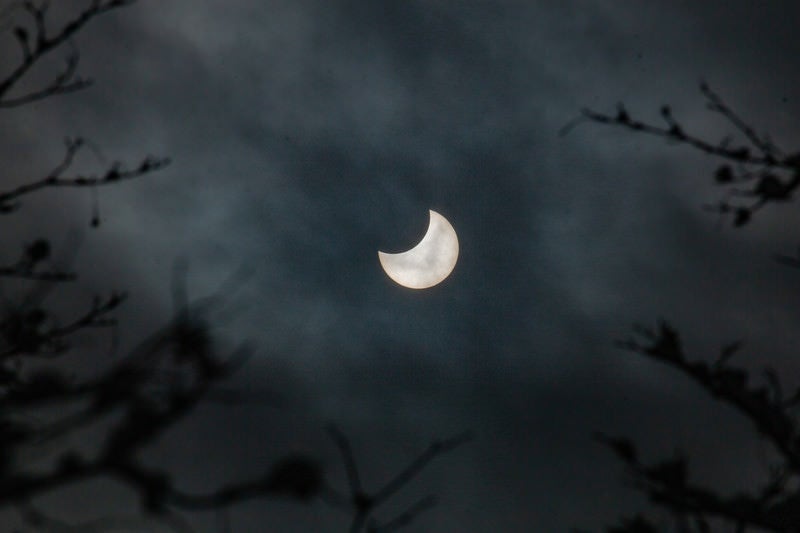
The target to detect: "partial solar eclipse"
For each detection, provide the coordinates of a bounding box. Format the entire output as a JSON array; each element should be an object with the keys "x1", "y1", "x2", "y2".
[{"x1": 378, "y1": 210, "x2": 459, "y2": 289}]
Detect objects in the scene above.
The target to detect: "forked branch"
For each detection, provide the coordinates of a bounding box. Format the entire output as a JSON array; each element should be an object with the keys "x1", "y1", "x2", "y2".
[
  {"x1": 0, "y1": 0, "x2": 135, "y2": 107},
  {"x1": 326, "y1": 425, "x2": 472, "y2": 533},
  {"x1": 567, "y1": 83, "x2": 800, "y2": 226},
  {"x1": 0, "y1": 137, "x2": 170, "y2": 214}
]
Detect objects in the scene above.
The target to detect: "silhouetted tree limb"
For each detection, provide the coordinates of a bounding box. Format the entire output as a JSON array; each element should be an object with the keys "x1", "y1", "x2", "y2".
[
  {"x1": 2, "y1": 307, "x2": 327, "y2": 519},
  {"x1": 15, "y1": 501, "x2": 195, "y2": 533},
  {"x1": 1, "y1": 290, "x2": 124, "y2": 358},
  {"x1": 567, "y1": 82, "x2": 800, "y2": 226},
  {"x1": 0, "y1": 0, "x2": 294, "y2": 513},
  {"x1": 773, "y1": 247, "x2": 800, "y2": 270},
  {"x1": 366, "y1": 495, "x2": 438, "y2": 533},
  {"x1": 167, "y1": 454, "x2": 324, "y2": 509},
  {"x1": 588, "y1": 319, "x2": 800, "y2": 532},
  {"x1": 2, "y1": 337, "x2": 246, "y2": 498},
  {"x1": 326, "y1": 425, "x2": 472, "y2": 533},
  {"x1": 618, "y1": 322, "x2": 800, "y2": 474},
  {"x1": 573, "y1": 514, "x2": 664, "y2": 533},
  {"x1": 371, "y1": 431, "x2": 472, "y2": 505},
  {"x1": 0, "y1": 258, "x2": 329, "y2": 529},
  {"x1": 2, "y1": 236, "x2": 65, "y2": 276},
  {"x1": 0, "y1": 136, "x2": 170, "y2": 215},
  {"x1": 1, "y1": 3, "x2": 470, "y2": 531},
  {"x1": 0, "y1": 0, "x2": 134, "y2": 107},
  {"x1": 328, "y1": 423, "x2": 366, "y2": 499},
  {"x1": 699, "y1": 83, "x2": 783, "y2": 160},
  {"x1": 577, "y1": 83, "x2": 800, "y2": 529},
  {"x1": 572, "y1": 83, "x2": 794, "y2": 169},
  {"x1": 0, "y1": 265, "x2": 75, "y2": 282},
  {"x1": 596, "y1": 430, "x2": 800, "y2": 532}
]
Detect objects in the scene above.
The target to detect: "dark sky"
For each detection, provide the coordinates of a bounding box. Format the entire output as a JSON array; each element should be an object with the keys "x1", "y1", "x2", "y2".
[{"x1": 4, "y1": 1, "x2": 800, "y2": 531}]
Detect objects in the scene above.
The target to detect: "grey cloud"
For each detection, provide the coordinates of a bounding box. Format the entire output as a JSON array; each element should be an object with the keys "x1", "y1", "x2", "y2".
[{"x1": 3, "y1": 0, "x2": 799, "y2": 530}]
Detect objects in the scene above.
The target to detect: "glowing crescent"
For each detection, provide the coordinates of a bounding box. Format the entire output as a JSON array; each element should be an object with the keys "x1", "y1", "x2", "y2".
[{"x1": 378, "y1": 210, "x2": 459, "y2": 289}]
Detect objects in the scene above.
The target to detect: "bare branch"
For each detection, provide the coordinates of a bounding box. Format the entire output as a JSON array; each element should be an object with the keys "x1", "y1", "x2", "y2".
[
  {"x1": 0, "y1": 3, "x2": 322, "y2": 530},
  {"x1": 773, "y1": 247, "x2": 800, "y2": 269},
  {"x1": 372, "y1": 431, "x2": 473, "y2": 505},
  {"x1": 15, "y1": 502, "x2": 195, "y2": 533},
  {"x1": 166, "y1": 454, "x2": 323, "y2": 510},
  {"x1": 0, "y1": 136, "x2": 170, "y2": 213},
  {"x1": 0, "y1": 267, "x2": 75, "y2": 281},
  {"x1": 368, "y1": 495, "x2": 438, "y2": 533},
  {"x1": 618, "y1": 321, "x2": 800, "y2": 472},
  {"x1": 596, "y1": 432, "x2": 800, "y2": 531},
  {"x1": 325, "y1": 427, "x2": 472, "y2": 533},
  {"x1": 0, "y1": 291, "x2": 126, "y2": 358},
  {"x1": 577, "y1": 106, "x2": 789, "y2": 169},
  {"x1": 574, "y1": 83, "x2": 800, "y2": 227},
  {"x1": 327, "y1": 424, "x2": 365, "y2": 497},
  {"x1": 0, "y1": 340, "x2": 254, "y2": 508},
  {"x1": 0, "y1": 49, "x2": 92, "y2": 108},
  {"x1": 700, "y1": 81, "x2": 782, "y2": 159},
  {"x1": 0, "y1": 0, "x2": 136, "y2": 105},
  {"x1": 597, "y1": 320, "x2": 800, "y2": 531}
]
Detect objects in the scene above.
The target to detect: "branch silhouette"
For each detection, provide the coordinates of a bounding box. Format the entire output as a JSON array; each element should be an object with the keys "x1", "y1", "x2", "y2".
[
  {"x1": 325, "y1": 425, "x2": 473, "y2": 533},
  {"x1": 0, "y1": 1, "x2": 321, "y2": 529},
  {"x1": 0, "y1": 136, "x2": 170, "y2": 217},
  {"x1": 575, "y1": 85, "x2": 800, "y2": 532},
  {"x1": 595, "y1": 321, "x2": 800, "y2": 531},
  {"x1": 566, "y1": 82, "x2": 800, "y2": 227},
  {"x1": 1, "y1": 3, "x2": 471, "y2": 531},
  {"x1": 0, "y1": 0, "x2": 135, "y2": 107}
]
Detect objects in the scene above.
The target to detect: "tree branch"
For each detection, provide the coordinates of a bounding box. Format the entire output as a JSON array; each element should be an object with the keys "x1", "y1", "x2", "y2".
[
  {"x1": 617, "y1": 321, "x2": 800, "y2": 472},
  {"x1": 0, "y1": 0, "x2": 135, "y2": 106},
  {"x1": 595, "y1": 320, "x2": 800, "y2": 531},
  {"x1": 1, "y1": 291, "x2": 125, "y2": 358},
  {"x1": 327, "y1": 424, "x2": 365, "y2": 498},
  {"x1": 571, "y1": 83, "x2": 800, "y2": 227},
  {"x1": 700, "y1": 82, "x2": 782, "y2": 160},
  {"x1": 326, "y1": 426, "x2": 472, "y2": 533},
  {"x1": 371, "y1": 431, "x2": 473, "y2": 506},
  {"x1": 0, "y1": 136, "x2": 170, "y2": 214},
  {"x1": 596, "y1": 432, "x2": 800, "y2": 531}
]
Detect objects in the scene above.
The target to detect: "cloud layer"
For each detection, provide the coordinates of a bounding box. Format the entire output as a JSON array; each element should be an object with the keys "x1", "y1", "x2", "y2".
[{"x1": 3, "y1": 0, "x2": 800, "y2": 530}]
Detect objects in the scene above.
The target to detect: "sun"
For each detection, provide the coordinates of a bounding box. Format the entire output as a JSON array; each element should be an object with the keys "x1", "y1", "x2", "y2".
[{"x1": 378, "y1": 210, "x2": 459, "y2": 289}]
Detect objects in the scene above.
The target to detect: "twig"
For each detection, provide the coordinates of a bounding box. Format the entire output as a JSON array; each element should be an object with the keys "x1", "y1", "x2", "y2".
[
  {"x1": 0, "y1": 291, "x2": 126, "y2": 358},
  {"x1": 577, "y1": 107, "x2": 790, "y2": 169},
  {"x1": 0, "y1": 0, "x2": 136, "y2": 106},
  {"x1": 0, "y1": 267, "x2": 75, "y2": 281},
  {"x1": 327, "y1": 425, "x2": 365, "y2": 498},
  {"x1": 0, "y1": 136, "x2": 170, "y2": 213},
  {"x1": 572, "y1": 83, "x2": 800, "y2": 227},
  {"x1": 598, "y1": 320, "x2": 800, "y2": 530},
  {"x1": 368, "y1": 495, "x2": 438, "y2": 532},
  {"x1": 700, "y1": 81, "x2": 782, "y2": 159},
  {"x1": 326, "y1": 426, "x2": 472, "y2": 533}
]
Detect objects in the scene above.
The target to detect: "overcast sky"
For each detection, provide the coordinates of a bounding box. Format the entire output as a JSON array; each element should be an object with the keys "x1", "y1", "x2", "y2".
[{"x1": 4, "y1": 0, "x2": 800, "y2": 531}]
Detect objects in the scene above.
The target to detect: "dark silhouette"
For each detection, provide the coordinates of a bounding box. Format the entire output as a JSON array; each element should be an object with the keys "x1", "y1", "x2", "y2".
[
  {"x1": 568, "y1": 86, "x2": 800, "y2": 532},
  {"x1": 0, "y1": 2, "x2": 468, "y2": 531},
  {"x1": 562, "y1": 83, "x2": 800, "y2": 228}
]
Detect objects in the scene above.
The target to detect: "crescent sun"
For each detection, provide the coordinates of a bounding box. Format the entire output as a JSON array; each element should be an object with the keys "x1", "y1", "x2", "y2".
[{"x1": 378, "y1": 209, "x2": 459, "y2": 289}]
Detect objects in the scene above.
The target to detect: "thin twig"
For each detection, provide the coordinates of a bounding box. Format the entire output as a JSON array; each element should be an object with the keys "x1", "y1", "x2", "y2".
[
  {"x1": 0, "y1": 267, "x2": 75, "y2": 281},
  {"x1": 0, "y1": 0, "x2": 135, "y2": 105},
  {"x1": 369, "y1": 495, "x2": 438, "y2": 532},
  {"x1": 372, "y1": 431, "x2": 472, "y2": 505},
  {"x1": 700, "y1": 81, "x2": 781, "y2": 158},
  {"x1": 327, "y1": 425, "x2": 365, "y2": 497},
  {"x1": 0, "y1": 137, "x2": 170, "y2": 213},
  {"x1": 326, "y1": 427, "x2": 472, "y2": 533}
]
